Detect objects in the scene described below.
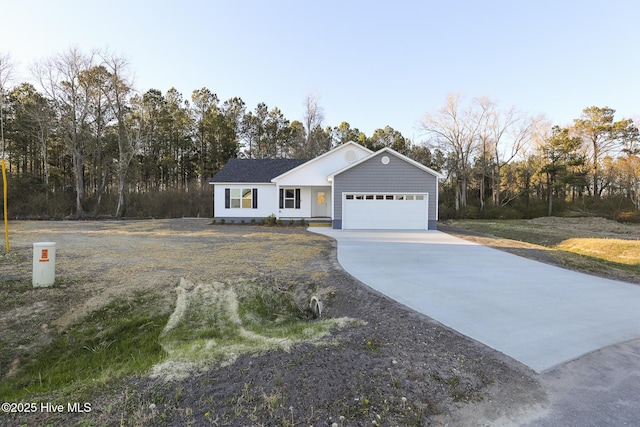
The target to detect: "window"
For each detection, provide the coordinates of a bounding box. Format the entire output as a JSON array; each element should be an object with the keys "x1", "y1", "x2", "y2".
[
  {"x1": 344, "y1": 193, "x2": 427, "y2": 201},
  {"x1": 225, "y1": 188, "x2": 258, "y2": 209},
  {"x1": 279, "y1": 188, "x2": 301, "y2": 209},
  {"x1": 242, "y1": 189, "x2": 252, "y2": 208},
  {"x1": 284, "y1": 189, "x2": 295, "y2": 208},
  {"x1": 231, "y1": 189, "x2": 241, "y2": 208}
]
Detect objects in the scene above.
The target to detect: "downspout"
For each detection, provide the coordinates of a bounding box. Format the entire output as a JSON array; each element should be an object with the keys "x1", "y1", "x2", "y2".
[{"x1": 435, "y1": 177, "x2": 440, "y2": 229}]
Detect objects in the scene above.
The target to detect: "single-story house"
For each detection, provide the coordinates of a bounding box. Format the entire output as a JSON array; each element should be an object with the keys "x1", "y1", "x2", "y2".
[{"x1": 209, "y1": 141, "x2": 444, "y2": 230}]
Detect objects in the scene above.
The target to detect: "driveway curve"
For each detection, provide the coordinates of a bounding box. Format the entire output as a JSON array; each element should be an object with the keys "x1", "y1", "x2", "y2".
[{"x1": 311, "y1": 229, "x2": 640, "y2": 373}]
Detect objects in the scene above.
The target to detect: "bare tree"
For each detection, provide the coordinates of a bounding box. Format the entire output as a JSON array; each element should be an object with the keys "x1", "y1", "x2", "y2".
[
  {"x1": 477, "y1": 97, "x2": 537, "y2": 207},
  {"x1": 0, "y1": 52, "x2": 14, "y2": 156},
  {"x1": 100, "y1": 51, "x2": 134, "y2": 218},
  {"x1": 33, "y1": 47, "x2": 95, "y2": 217},
  {"x1": 11, "y1": 83, "x2": 55, "y2": 185},
  {"x1": 419, "y1": 94, "x2": 486, "y2": 211},
  {"x1": 300, "y1": 92, "x2": 328, "y2": 157}
]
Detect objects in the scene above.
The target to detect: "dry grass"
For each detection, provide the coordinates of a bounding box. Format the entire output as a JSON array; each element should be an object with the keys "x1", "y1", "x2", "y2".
[
  {"x1": 0, "y1": 220, "x2": 337, "y2": 385},
  {"x1": 556, "y1": 238, "x2": 640, "y2": 266}
]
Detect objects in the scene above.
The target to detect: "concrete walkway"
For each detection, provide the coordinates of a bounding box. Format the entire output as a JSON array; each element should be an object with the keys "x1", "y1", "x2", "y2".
[{"x1": 310, "y1": 228, "x2": 640, "y2": 373}]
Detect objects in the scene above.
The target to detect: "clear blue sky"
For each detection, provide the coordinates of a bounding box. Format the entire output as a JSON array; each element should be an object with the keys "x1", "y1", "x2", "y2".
[{"x1": 3, "y1": 0, "x2": 640, "y2": 142}]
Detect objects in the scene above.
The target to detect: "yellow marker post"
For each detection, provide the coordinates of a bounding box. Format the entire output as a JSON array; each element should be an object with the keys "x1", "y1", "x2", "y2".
[{"x1": 1, "y1": 158, "x2": 8, "y2": 253}]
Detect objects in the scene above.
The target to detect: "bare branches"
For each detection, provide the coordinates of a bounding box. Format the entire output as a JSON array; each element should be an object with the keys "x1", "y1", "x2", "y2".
[
  {"x1": 0, "y1": 52, "x2": 15, "y2": 155},
  {"x1": 419, "y1": 94, "x2": 538, "y2": 211},
  {"x1": 0, "y1": 52, "x2": 14, "y2": 93}
]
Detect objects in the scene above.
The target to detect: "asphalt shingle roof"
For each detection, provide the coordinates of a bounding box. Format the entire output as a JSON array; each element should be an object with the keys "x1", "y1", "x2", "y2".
[{"x1": 209, "y1": 158, "x2": 310, "y2": 183}]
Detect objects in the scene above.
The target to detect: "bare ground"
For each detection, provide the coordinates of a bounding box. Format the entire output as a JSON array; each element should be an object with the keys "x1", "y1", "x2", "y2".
[{"x1": 1, "y1": 219, "x2": 546, "y2": 426}]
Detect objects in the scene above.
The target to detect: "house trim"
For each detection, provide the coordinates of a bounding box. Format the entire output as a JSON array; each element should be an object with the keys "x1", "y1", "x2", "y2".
[
  {"x1": 271, "y1": 141, "x2": 373, "y2": 183},
  {"x1": 329, "y1": 146, "x2": 445, "y2": 180}
]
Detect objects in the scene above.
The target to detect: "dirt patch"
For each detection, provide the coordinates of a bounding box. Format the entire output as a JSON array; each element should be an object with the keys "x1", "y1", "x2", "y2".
[{"x1": 0, "y1": 220, "x2": 542, "y2": 426}]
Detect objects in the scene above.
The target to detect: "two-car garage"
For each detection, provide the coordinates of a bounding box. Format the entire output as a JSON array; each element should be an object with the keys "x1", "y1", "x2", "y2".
[{"x1": 341, "y1": 193, "x2": 429, "y2": 230}]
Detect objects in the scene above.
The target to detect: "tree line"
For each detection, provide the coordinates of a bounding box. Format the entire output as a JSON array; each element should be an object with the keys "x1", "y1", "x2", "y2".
[
  {"x1": 0, "y1": 48, "x2": 415, "y2": 218},
  {"x1": 1, "y1": 48, "x2": 639, "y2": 221},
  {"x1": 419, "y1": 94, "x2": 639, "y2": 221}
]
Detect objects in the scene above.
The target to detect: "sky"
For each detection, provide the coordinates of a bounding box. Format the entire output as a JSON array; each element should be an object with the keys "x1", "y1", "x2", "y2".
[{"x1": 2, "y1": 0, "x2": 640, "y2": 142}]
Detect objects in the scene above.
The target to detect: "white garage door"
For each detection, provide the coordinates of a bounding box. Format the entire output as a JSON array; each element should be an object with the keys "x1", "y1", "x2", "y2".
[{"x1": 342, "y1": 193, "x2": 429, "y2": 230}]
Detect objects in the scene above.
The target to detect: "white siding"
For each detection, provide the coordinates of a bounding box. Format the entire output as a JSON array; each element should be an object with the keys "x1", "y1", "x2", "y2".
[
  {"x1": 277, "y1": 187, "x2": 312, "y2": 218},
  {"x1": 274, "y1": 143, "x2": 371, "y2": 186},
  {"x1": 213, "y1": 184, "x2": 278, "y2": 219}
]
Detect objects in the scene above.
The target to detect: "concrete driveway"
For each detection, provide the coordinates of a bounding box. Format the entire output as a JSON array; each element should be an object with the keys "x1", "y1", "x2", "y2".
[{"x1": 311, "y1": 229, "x2": 640, "y2": 373}]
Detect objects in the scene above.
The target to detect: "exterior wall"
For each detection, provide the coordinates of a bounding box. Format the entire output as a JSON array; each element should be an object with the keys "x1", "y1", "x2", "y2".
[
  {"x1": 213, "y1": 183, "x2": 278, "y2": 219},
  {"x1": 333, "y1": 152, "x2": 439, "y2": 229},
  {"x1": 213, "y1": 184, "x2": 324, "y2": 221},
  {"x1": 275, "y1": 143, "x2": 371, "y2": 187},
  {"x1": 277, "y1": 186, "x2": 312, "y2": 218}
]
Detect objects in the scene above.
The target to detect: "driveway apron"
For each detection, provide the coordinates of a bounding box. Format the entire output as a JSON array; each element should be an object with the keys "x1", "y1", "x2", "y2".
[{"x1": 311, "y1": 229, "x2": 640, "y2": 373}]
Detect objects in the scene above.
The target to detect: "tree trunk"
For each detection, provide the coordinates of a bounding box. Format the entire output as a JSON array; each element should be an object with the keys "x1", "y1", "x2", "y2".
[
  {"x1": 115, "y1": 170, "x2": 126, "y2": 218},
  {"x1": 115, "y1": 118, "x2": 131, "y2": 218},
  {"x1": 592, "y1": 142, "x2": 599, "y2": 198},
  {"x1": 546, "y1": 174, "x2": 553, "y2": 216},
  {"x1": 73, "y1": 145, "x2": 85, "y2": 217}
]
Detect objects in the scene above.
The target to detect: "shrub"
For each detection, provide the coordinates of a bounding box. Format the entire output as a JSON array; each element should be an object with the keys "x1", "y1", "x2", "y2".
[{"x1": 616, "y1": 210, "x2": 640, "y2": 223}]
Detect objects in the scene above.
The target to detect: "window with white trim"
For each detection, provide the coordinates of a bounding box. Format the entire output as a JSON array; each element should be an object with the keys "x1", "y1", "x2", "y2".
[
  {"x1": 279, "y1": 188, "x2": 301, "y2": 209},
  {"x1": 225, "y1": 188, "x2": 258, "y2": 209},
  {"x1": 284, "y1": 189, "x2": 295, "y2": 208}
]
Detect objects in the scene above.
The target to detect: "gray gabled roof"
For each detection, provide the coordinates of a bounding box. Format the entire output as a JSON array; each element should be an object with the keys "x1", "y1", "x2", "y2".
[{"x1": 209, "y1": 158, "x2": 310, "y2": 183}]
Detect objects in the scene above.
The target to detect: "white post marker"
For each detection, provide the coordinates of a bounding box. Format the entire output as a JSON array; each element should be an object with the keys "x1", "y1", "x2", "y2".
[{"x1": 32, "y1": 242, "x2": 56, "y2": 287}]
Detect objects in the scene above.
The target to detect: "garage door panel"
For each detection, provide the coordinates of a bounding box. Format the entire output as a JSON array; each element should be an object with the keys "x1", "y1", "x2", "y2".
[{"x1": 343, "y1": 194, "x2": 428, "y2": 230}]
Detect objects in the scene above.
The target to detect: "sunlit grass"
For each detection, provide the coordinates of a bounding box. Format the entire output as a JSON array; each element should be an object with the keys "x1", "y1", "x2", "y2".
[{"x1": 556, "y1": 238, "x2": 640, "y2": 266}]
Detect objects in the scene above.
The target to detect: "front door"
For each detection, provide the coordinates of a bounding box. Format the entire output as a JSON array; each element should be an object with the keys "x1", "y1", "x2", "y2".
[{"x1": 311, "y1": 188, "x2": 330, "y2": 217}]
